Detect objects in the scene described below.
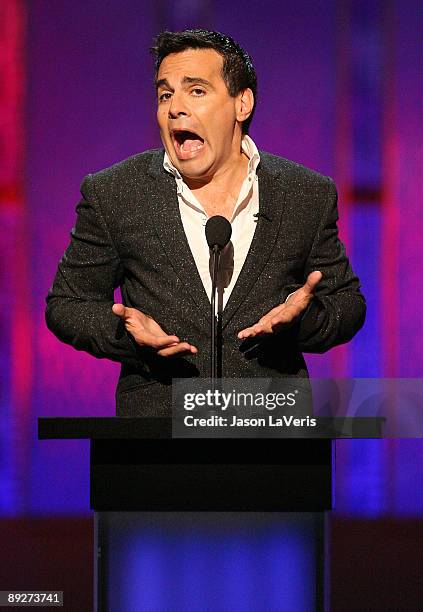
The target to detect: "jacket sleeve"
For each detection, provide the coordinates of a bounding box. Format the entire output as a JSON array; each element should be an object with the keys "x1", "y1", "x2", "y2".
[
  {"x1": 45, "y1": 174, "x2": 140, "y2": 365},
  {"x1": 296, "y1": 177, "x2": 366, "y2": 353}
]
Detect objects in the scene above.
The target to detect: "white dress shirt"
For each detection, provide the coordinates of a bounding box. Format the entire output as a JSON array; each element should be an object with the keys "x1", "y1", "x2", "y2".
[{"x1": 163, "y1": 135, "x2": 260, "y2": 313}]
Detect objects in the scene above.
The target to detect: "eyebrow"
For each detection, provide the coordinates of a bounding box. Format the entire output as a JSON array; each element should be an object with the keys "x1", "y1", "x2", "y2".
[{"x1": 155, "y1": 76, "x2": 214, "y2": 90}]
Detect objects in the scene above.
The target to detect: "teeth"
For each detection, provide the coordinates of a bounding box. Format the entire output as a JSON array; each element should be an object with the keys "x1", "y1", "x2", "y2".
[{"x1": 181, "y1": 142, "x2": 203, "y2": 152}]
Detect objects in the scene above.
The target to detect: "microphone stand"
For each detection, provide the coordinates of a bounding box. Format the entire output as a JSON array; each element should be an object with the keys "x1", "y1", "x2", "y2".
[
  {"x1": 210, "y1": 244, "x2": 220, "y2": 381},
  {"x1": 206, "y1": 214, "x2": 231, "y2": 388}
]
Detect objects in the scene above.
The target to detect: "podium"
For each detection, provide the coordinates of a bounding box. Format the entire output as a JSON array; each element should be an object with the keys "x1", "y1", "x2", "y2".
[{"x1": 38, "y1": 417, "x2": 333, "y2": 611}]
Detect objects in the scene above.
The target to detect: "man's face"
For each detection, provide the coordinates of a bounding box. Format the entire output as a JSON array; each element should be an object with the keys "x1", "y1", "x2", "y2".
[{"x1": 156, "y1": 48, "x2": 245, "y2": 181}]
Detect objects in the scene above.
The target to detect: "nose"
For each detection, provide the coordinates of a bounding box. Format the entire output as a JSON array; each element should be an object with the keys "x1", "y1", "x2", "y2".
[{"x1": 168, "y1": 91, "x2": 189, "y2": 119}]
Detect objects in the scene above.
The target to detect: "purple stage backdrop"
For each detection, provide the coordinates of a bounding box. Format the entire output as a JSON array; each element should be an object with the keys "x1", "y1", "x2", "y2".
[{"x1": 1, "y1": 0, "x2": 423, "y2": 517}]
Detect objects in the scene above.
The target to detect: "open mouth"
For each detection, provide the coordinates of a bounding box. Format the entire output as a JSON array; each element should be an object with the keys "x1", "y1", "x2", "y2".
[{"x1": 172, "y1": 130, "x2": 205, "y2": 159}]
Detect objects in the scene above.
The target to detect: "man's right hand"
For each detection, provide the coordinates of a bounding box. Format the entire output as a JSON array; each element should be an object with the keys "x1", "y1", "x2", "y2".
[{"x1": 112, "y1": 303, "x2": 198, "y2": 357}]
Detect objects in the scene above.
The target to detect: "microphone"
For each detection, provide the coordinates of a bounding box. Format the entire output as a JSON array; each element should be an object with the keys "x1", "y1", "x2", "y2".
[
  {"x1": 205, "y1": 216, "x2": 232, "y2": 381},
  {"x1": 205, "y1": 215, "x2": 232, "y2": 250}
]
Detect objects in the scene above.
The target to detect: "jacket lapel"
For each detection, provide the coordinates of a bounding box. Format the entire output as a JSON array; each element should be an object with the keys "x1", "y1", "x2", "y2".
[
  {"x1": 147, "y1": 149, "x2": 287, "y2": 331},
  {"x1": 222, "y1": 161, "x2": 286, "y2": 329},
  {"x1": 147, "y1": 151, "x2": 211, "y2": 324}
]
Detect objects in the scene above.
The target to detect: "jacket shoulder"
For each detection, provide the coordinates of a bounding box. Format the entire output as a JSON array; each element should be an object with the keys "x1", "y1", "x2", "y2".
[
  {"x1": 259, "y1": 151, "x2": 334, "y2": 189},
  {"x1": 84, "y1": 149, "x2": 164, "y2": 192}
]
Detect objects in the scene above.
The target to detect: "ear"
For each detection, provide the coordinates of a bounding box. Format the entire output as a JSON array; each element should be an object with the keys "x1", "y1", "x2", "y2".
[{"x1": 236, "y1": 88, "x2": 254, "y2": 124}]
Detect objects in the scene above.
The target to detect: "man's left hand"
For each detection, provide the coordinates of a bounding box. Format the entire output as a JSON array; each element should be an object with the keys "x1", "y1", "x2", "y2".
[{"x1": 237, "y1": 271, "x2": 322, "y2": 340}]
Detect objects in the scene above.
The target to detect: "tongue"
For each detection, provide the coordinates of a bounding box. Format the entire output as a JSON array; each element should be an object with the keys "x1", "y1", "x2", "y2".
[{"x1": 182, "y1": 138, "x2": 203, "y2": 152}]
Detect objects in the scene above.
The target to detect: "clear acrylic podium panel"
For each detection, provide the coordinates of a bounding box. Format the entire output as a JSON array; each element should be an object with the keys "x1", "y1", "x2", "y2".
[{"x1": 95, "y1": 511, "x2": 327, "y2": 612}]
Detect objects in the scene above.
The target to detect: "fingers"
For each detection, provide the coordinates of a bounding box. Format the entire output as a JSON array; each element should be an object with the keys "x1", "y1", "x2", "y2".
[
  {"x1": 157, "y1": 342, "x2": 198, "y2": 357},
  {"x1": 238, "y1": 317, "x2": 289, "y2": 339},
  {"x1": 112, "y1": 303, "x2": 197, "y2": 357},
  {"x1": 112, "y1": 303, "x2": 126, "y2": 317},
  {"x1": 285, "y1": 272, "x2": 322, "y2": 308},
  {"x1": 142, "y1": 331, "x2": 181, "y2": 350},
  {"x1": 238, "y1": 313, "x2": 283, "y2": 339},
  {"x1": 237, "y1": 273, "x2": 322, "y2": 340},
  {"x1": 269, "y1": 302, "x2": 303, "y2": 326},
  {"x1": 304, "y1": 270, "x2": 322, "y2": 293}
]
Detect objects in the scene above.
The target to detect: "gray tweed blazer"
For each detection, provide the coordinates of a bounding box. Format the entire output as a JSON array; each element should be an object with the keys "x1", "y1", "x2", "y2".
[{"x1": 45, "y1": 148, "x2": 366, "y2": 416}]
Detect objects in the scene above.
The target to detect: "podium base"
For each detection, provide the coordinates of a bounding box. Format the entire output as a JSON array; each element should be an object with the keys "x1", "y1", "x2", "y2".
[{"x1": 94, "y1": 511, "x2": 329, "y2": 612}]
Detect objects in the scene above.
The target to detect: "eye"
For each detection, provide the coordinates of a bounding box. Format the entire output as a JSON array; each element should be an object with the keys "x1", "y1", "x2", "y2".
[
  {"x1": 158, "y1": 92, "x2": 172, "y2": 102},
  {"x1": 191, "y1": 88, "x2": 205, "y2": 96}
]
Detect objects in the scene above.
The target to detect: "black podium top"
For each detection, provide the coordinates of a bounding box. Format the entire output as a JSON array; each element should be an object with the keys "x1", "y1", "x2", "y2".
[
  {"x1": 38, "y1": 416, "x2": 384, "y2": 440},
  {"x1": 38, "y1": 417, "x2": 172, "y2": 439},
  {"x1": 37, "y1": 417, "x2": 335, "y2": 511}
]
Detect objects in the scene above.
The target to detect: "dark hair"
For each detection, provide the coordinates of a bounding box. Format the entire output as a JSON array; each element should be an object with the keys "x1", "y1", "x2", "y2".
[{"x1": 151, "y1": 29, "x2": 257, "y2": 134}]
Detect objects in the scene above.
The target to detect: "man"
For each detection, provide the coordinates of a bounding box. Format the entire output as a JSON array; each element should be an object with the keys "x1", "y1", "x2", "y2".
[{"x1": 45, "y1": 29, "x2": 366, "y2": 416}]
